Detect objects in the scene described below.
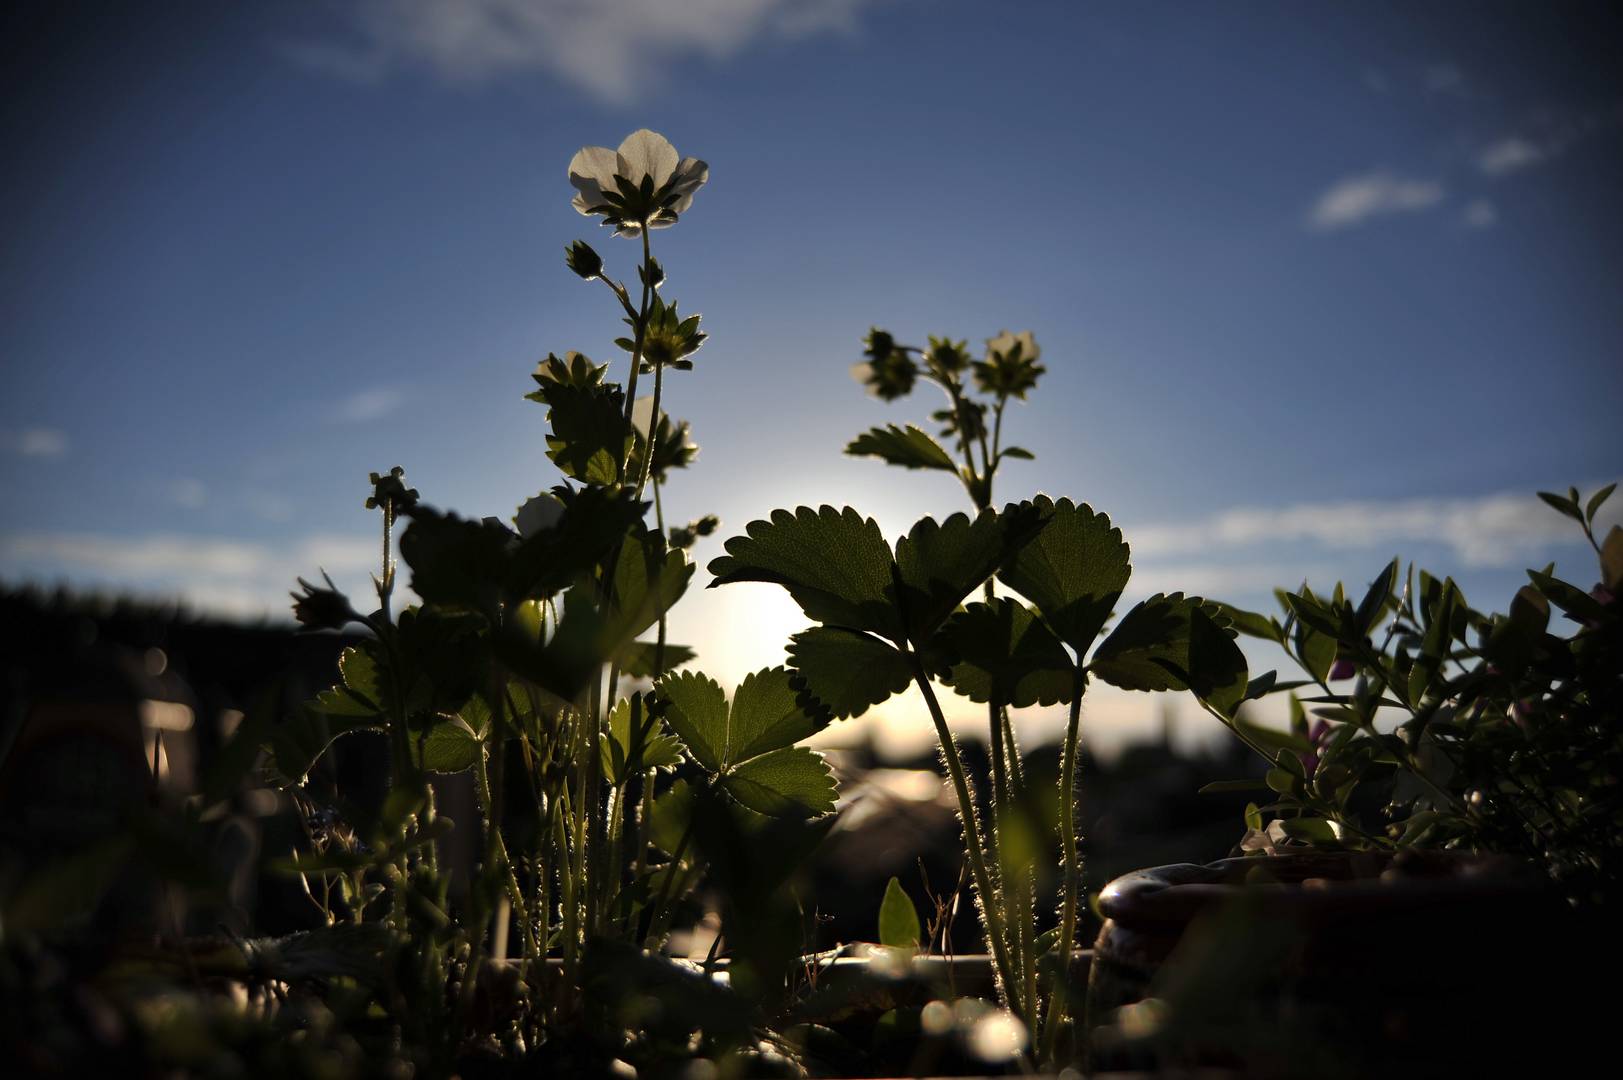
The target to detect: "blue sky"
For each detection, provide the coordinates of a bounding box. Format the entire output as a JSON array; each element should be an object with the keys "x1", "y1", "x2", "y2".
[{"x1": 3, "y1": 1, "x2": 1619, "y2": 754}]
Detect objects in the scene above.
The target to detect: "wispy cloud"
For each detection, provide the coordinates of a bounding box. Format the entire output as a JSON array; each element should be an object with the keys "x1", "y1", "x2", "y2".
[
  {"x1": 1306, "y1": 171, "x2": 1445, "y2": 232},
  {"x1": 278, "y1": 0, "x2": 885, "y2": 104},
  {"x1": 336, "y1": 387, "x2": 406, "y2": 423},
  {"x1": 0, "y1": 530, "x2": 384, "y2": 621},
  {"x1": 1132, "y1": 488, "x2": 1619, "y2": 569},
  {"x1": 1461, "y1": 198, "x2": 1497, "y2": 229},
  {"x1": 1476, "y1": 136, "x2": 1545, "y2": 176},
  {"x1": 4, "y1": 427, "x2": 69, "y2": 458}
]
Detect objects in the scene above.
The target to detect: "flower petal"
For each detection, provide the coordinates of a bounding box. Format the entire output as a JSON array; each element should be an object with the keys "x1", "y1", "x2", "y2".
[
  {"x1": 569, "y1": 145, "x2": 619, "y2": 187},
  {"x1": 568, "y1": 145, "x2": 620, "y2": 214},
  {"x1": 665, "y1": 158, "x2": 709, "y2": 216},
  {"x1": 616, "y1": 129, "x2": 679, "y2": 188},
  {"x1": 986, "y1": 330, "x2": 1017, "y2": 359}
]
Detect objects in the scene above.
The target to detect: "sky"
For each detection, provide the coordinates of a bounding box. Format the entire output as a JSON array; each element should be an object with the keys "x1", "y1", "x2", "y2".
[{"x1": 3, "y1": 0, "x2": 1620, "y2": 756}]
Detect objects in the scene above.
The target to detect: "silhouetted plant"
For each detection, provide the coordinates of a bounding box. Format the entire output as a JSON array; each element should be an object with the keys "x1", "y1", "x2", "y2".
[{"x1": 1208, "y1": 483, "x2": 1623, "y2": 908}]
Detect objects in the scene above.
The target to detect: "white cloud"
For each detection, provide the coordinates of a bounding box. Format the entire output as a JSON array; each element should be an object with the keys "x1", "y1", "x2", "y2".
[
  {"x1": 1131, "y1": 488, "x2": 1620, "y2": 570},
  {"x1": 1306, "y1": 171, "x2": 1445, "y2": 232},
  {"x1": 1476, "y1": 136, "x2": 1544, "y2": 176},
  {"x1": 279, "y1": 0, "x2": 885, "y2": 104},
  {"x1": 336, "y1": 387, "x2": 406, "y2": 422},
  {"x1": 0, "y1": 530, "x2": 385, "y2": 622},
  {"x1": 5, "y1": 427, "x2": 69, "y2": 458},
  {"x1": 1462, "y1": 199, "x2": 1497, "y2": 229}
]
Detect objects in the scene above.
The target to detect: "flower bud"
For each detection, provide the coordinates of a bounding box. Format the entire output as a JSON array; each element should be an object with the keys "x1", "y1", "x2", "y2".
[
  {"x1": 565, "y1": 240, "x2": 603, "y2": 280},
  {"x1": 291, "y1": 572, "x2": 360, "y2": 630}
]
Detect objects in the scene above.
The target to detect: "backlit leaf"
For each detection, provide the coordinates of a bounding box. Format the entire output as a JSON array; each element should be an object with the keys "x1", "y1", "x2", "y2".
[
  {"x1": 709, "y1": 506, "x2": 903, "y2": 640},
  {"x1": 846, "y1": 424, "x2": 957, "y2": 472},
  {"x1": 998, "y1": 496, "x2": 1130, "y2": 654}
]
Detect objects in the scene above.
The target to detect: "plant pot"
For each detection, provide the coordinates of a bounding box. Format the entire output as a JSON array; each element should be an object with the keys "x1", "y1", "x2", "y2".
[{"x1": 1084, "y1": 850, "x2": 1601, "y2": 1077}]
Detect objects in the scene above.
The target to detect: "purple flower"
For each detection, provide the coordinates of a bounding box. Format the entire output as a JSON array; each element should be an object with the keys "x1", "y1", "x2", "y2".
[
  {"x1": 1299, "y1": 719, "x2": 1333, "y2": 777},
  {"x1": 1329, "y1": 655, "x2": 1356, "y2": 681}
]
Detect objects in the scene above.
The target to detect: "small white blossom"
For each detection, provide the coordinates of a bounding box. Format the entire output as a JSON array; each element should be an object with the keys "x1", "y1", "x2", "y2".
[
  {"x1": 985, "y1": 330, "x2": 1040, "y2": 364},
  {"x1": 568, "y1": 129, "x2": 707, "y2": 237}
]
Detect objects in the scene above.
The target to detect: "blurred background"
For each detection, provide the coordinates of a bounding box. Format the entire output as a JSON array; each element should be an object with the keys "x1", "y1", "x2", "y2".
[{"x1": 3, "y1": 0, "x2": 1621, "y2": 940}]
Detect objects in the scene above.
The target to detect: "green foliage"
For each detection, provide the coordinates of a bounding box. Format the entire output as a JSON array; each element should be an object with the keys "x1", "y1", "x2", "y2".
[
  {"x1": 635, "y1": 294, "x2": 706, "y2": 371},
  {"x1": 1210, "y1": 483, "x2": 1623, "y2": 909},
  {"x1": 877, "y1": 876, "x2": 922, "y2": 949},
  {"x1": 656, "y1": 668, "x2": 837, "y2": 817},
  {"x1": 785, "y1": 625, "x2": 914, "y2": 718},
  {"x1": 708, "y1": 505, "x2": 903, "y2": 640},
  {"x1": 407, "y1": 714, "x2": 483, "y2": 774},
  {"x1": 936, "y1": 597, "x2": 1075, "y2": 707},
  {"x1": 998, "y1": 496, "x2": 1130, "y2": 654},
  {"x1": 601, "y1": 693, "x2": 683, "y2": 784},
  {"x1": 528, "y1": 377, "x2": 633, "y2": 485},
  {"x1": 846, "y1": 424, "x2": 958, "y2": 472},
  {"x1": 893, "y1": 506, "x2": 1045, "y2": 641}
]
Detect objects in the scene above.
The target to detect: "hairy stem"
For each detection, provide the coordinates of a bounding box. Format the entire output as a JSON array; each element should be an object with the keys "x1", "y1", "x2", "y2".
[
  {"x1": 1039, "y1": 664, "x2": 1086, "y2": 1063},
  {"x1": 909, "y1": 655, "x2": 1025, "y2": 1030}
]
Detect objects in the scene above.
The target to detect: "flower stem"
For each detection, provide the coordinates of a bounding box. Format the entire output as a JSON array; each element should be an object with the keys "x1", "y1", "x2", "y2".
[
  {"x1": 908, "y1": 654, "x2": 1025, "y2": 1030},
  {"x1": 1039, "y1": 663, "x2": 1086, "y2": 1063},
  {"x1": 620, "y1": 229, "x2": 654, "y2": 451}
]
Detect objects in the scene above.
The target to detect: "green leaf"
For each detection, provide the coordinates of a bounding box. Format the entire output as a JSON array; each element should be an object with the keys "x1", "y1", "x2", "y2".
[
  {"x1": 508, "y1": 485, "x2": 647, "y2": 600},
  {"x1": 608, "y1": 529, "x2": 694, "y2": 645},
  {"x1": 1602, "y1": 526, "x2": 1623, "y2": 592},
  {"x1": 602, "y1": 694, "x2": 683, "y2": 784},
  {"x1": 877, "y1": 876, "x2": 921, "y2": 949},
  {"x1": 308, "y1": 646, "x2": 384, "y2": 717},
  {"x1": 1528, "y1": 568, "x2": 1609, "y2": 623},
  {"x1": 727, "y1": 666, "x2": 831, "y2": 764},
  {"x1": 656, "y1": 670, "x2": 729, "y2": 773},
  {"x1": 999, "y1": 446, "x2": 1035, "y2": 461},
  {"x1": 1186, "y1": 606, "x2": 1249, "y2": 717},
  {"x1": 935, "y1": 598, "x2": 1076, "y2": 707},
  {"x1": 708, "y1": 506, "x2": 903, "y2": 640},
  {"x1": 1408, "y1": 580, "x2": 1457, "y2": 704},
  {"x1": 1089, "y1": 593, "x2": 1201, "y2": 692},
  {"x1": 786, "y1": 626, "x2": 912, "y2": 720},
  {"x1": 893, "y1": 506, "x2": 1044, "y2": 642},
  {"x1": 616, "y1": 639, "x2": 696, "y2": 678},
  {"x1": 998, "y1": 496, "x2": 1130, "y2": 655},
  {"x1": 1278, "y1": 818, "x2": 1339, "y2": 845},
  {"x1": 1284, "y1": 590, "x2": 1343, "y2": 640},
  {"x1": 1243, "y1": 670, "x2": 1277, "y2": 702},
  {"x1": 1353, "y1": 558, "x2": 1399, "y2": 636},
  {"x1": 846, "y1": 424, "x2": 957, "y2": 472},
  {"x1": 1537, "y1": 490, "x2": 1585, "y2": 523},
  {"x1": 1585, "y1": 482, "x2": 1616, "y2": 524},
  {"x1": 1297, "y1": 623, "x2": 1336, "y2": 684},
  {"x1": 1265, "y1": 768, "x2": 1297, "y2": 795},
  {"x1": 408, "y1": 714, "x2": 483, "y2": 774},
  {"x1": 1216, "y1": 602, "x2": 1281, "y2": 642},
  {"x1": 533, "y1": 380, "x2": 633, "y2": 485},
  {"x1": 719, "y1": 747, "x2": 837, "y2": 818},
  {"x1": 398, "y1": 507, "x2": 513, "y2": 613}
]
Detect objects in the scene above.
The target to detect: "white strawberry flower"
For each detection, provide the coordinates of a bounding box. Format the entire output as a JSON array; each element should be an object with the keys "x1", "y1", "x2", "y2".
[{"x1": 568, "y1": 129, "x2": 708, "y2": 238}]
